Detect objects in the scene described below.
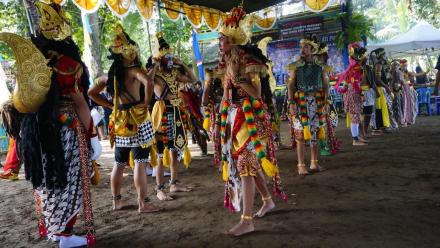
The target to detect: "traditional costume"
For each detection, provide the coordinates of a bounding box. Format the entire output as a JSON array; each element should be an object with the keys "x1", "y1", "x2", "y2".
[
  {"x1": 219, "y1": 7, "x2": 286, "y2": 213},
  {"x1": 400, "y1": 60, "x2": 418, "y2": 125},
  {"x1": 107, "y1": 25, "x2": 156, "y2": 168},
  {"x1": 336, "y1": 43, "x2": 367, "y2": 143},
  {"x1": 151, "y1": 34, "x2": 192, "y2": 171},
  {"x1": 286, "y1": 39, "x2": 327, "y2": 146},
  {"x1": 369, "y1": 48, "x2": 391, "y2": 131},
  {"x1": 0, "y1": 2, "x2": 97, "y2": 246},
  {"x1": 389, "y1": 60, "x2": 404, "y2": 126}
]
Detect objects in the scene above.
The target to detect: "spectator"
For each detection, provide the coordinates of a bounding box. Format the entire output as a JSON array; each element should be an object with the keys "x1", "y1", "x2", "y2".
[
  {"x1": 414, "y1": 65, "x2": 429, "y2": 85},
  {"x1": 434, "y1": 55, "x2": 440, "y2": 95}
]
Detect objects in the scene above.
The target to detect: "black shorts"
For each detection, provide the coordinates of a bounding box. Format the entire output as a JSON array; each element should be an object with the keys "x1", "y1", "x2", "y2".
[
  {"x1": 115, "y1": 146, "x2": 150, "y2": 166},
  {"x1": 363, "y1": 106, "x2": 373, "y2": 115},
  {"x1": 155, "y1": 138, "x2": 175, "y2": 154}
]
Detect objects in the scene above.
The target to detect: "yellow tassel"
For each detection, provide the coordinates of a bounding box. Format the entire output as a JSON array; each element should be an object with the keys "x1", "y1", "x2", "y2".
[
  {"x1": 303, "y1": 126, "x2": 312, "y2": 141},
  {"x1": 222, "y1": 161, "x2": 228, "y2": 182},
  {"x1": 129, "y1": 151, "x2": 135, "y2": 170},
  {"x1": 318, "y1": 126, "x2": 326, "y2": 140},
  {"x1": 261, "y1": 157, "x2": 278, "y2": 178},
  {"x1": 203, "y1": 118, "x2": 211, "y2": 131},
  {"x1": 183, "y1": 146, "x2": 191, "y2": 168},
  {"x1": 162, "y1": 147, "x2": 171, "y2": 168},
  {"x1": 91, "y1": 160, "x2": 100, "y2": 185},
  {"x1": 150, "y1": 145, "x2": 158, "y2": 167},
  {"x1": 346, "y1": 112, "x2": 351, "y2": 128}
]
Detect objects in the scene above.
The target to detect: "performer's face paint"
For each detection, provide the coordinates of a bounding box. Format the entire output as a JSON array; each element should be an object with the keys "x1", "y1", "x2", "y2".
[{"x1": 161, "y1": 53, "x2": 174, "y2": 69}]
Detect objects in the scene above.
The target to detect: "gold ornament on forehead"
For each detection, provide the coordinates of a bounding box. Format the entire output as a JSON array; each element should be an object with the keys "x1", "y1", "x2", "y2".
[
  {"x1": 110, "y1": 24, "x2": 139, "y2": 60},
  {"x1": 35, "y1": 1, "x2": 72, "y2": 41},
  {"x1": 219, "y1": 6, "x2": 253, "y2": 46}
]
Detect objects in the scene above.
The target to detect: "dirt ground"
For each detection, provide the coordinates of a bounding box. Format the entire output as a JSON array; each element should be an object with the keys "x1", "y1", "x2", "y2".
[{"x1": 1, "y1": 116, "x2": 440, "y2": 248}]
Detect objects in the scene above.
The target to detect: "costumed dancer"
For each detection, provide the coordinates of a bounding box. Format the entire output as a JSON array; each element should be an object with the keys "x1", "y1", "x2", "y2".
[
  {"x1": 0, "y1": 137, "x2": 20, "y2": 180},
  {"x1": 400, "y1": 59, "x2": 418, "y2": 125},
  {"x1": 336, "y1": 43, "x2": 368, "y2": 146},
  {"x1": 88, "y1": 24, "x2": 160, "y2": 213},
  {"x1": 150, "y1": 33, "x2": 194, "y2": 200},
  {"x1": 0, "y1": 2, "x2": 101, "y2": 246},
  {"x1": 360, "y1": 50, "x2": 379, "y2": 139},
  {"x1": 389, "y1": 60, "x2": 404, "y2": 127},
  {"x1": 202, "y1": 67, "x2": 224, "y2": 168},
  {"x1": 286, "y1": 35, "x2": 329, "y2": 175},
  {"x1": 315, "y1": 39, "x2": 340, "y2": 154},
  {"x1": 219, "y1": 6, "x2": 286, "y2": 236},
  {"x1": 369, "y1": 48, "x2": 391, "y2": 135}
]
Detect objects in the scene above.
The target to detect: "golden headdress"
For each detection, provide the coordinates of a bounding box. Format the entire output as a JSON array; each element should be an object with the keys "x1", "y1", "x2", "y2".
[
  {"x1": 300, "y1": 36, "x2": 319, "y2": 54},
  {"x1": 35, "y1": 1, "x2": 72, "y2": 41},
  {"x1": 156, "y1": 32, "x2": 171, "y2": 57},
  {"x1": 219, "y1": 6, "x2": 253, "y2": 46},
  {"x1": 110, "y1": 24, "x2": 139, "y2": 60},
  {"x1": 348, "y1": 43, "x2": 367, "y2": 61},
  {"x1": 0, "y1": 33, "x2": 52, "y2": 113}
]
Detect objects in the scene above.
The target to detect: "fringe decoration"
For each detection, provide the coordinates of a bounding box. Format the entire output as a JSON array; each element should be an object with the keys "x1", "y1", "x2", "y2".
[
  {"x1": 261, "y1": 157, "x2": 278, "y2": 178},
  {"x1": 222, "y1": 161, "x2": 228, "y2": 182},
  {"x1": 203, "y1": 118, "x2": 211, "y2": 131},
  {"x1": 220, "y1": 100, "x2": 230, "y2": 164},
  {"x1": 318, "y1": 126, "x2": 326, "y2": 141},
  {"x1": 303, "y1": 126, "x2": 312, "y2": 141},
  {"x1": 91, "y1": 160, "x2": 100, "y2": 185},
  {"x1": 183, "y1": 146, "x2": 191, "y2": 168},
  {"x1": 162, "y1": 147, "x2": 171, "y2": 168},
  {"x1": 150, "y1": 146, "x2": 158, "y2": 167},
  {"x1": 129, "y1": 151, "x2": 135, "y2": 170}
]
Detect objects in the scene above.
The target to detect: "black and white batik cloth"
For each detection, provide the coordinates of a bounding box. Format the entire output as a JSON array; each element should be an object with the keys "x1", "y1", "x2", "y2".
[
  {"x1": 115, "y1": 120, "x2": 155, "y2": 148},
  {"x1": 37, "y1": 124, "x2": 84, "y2": 239}
]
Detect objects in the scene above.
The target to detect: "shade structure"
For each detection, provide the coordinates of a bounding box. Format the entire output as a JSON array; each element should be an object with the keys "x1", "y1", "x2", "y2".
[
  {"x1": 367, "y1": 21, "x2": 440, "y2": 57},
  {"x1": 179, "y1": 0, "x2": 285, "y2": 13}
]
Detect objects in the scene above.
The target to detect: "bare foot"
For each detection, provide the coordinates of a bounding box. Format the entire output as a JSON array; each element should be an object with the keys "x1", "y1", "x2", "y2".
[
  {"x1": 358, "y1": 136, "x2": 369, "y2": 143},
  {"x1": 353, "y1": 140, "x2": 368, "y2": 146},
  {"x1": 112, "y1": 199, "x2": 130, "y2": 211},
  {"x1": 310, "y1": 162, "x2": 325, "y2": 173},
  {"x1": 297, "y1": 164, "x2": 310, "y2": 176},
  {"x1": 371, "y1": 130, "x2": 383, "y2": 136},
  {"x1": 170, "y1": 184, "x2": 192, "y2": 193},
  {"x1": 156, "y1": 190, "x2": 173, "y2": 201},
  {"x1": 254, "y1": 198, "x2": 275, "y2": 218},
  {"x1": 138, "y1": 203, "x2": 161, "y2": 213},
  {"x1": 225, "y1": 219, "x2": 254, "y2": 236}
]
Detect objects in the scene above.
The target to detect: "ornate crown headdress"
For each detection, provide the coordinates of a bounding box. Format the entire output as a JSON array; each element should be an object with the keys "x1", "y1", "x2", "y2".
[
  {"x1": 348, "y1": 43, "x2": 367, "y2": 61},
  {"x1": 110, "y1": 24, "x2": 139, "y2": 60},
  {"x1": 156, "y1": 32, "x2": 171, "y2": 57},
  {"x1": 219, "y1": 6, "x2": 253, "y2": 46},
  {"x1": 300, "y1": 36, "x2": 319, "y2": 54},
  {"x1": 316, "y1": 41, "x2": 328, "y2": 55},
  {"x1": 35, "y1": 1, "x2": 72, "y2": 41}
]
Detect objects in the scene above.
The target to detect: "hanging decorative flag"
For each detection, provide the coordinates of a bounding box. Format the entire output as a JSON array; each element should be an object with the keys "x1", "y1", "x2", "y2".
[
  {"x1": 203, "y1": 9, "x2": 222, "y2": 30},
  {"x1": 136, "y1": 0, "x2": 154, "y2": 20},
  {"x1": 192, "y1": 29, "x2": 204, "y2": 81},
  {"x1": 105, "y1": 0, "x2": 132, "y2": 17},
  {"x1": 73, "y1": 0, "x2": 101, "y2": 13},
  {"x1": 163, "y1": 0, "x2": 181, "y2": 21},
  {"x1": 183, "y1": 4, "x2": 203, "y2": 28},
  {"x1": 304, "y1": 0, "x2": 331, "y2": 13}
]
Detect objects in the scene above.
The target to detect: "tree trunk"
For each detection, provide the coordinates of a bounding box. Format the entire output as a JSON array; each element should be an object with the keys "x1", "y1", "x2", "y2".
[{"x1": 87, "y1": 12, "x2": 103, "y2": 76}]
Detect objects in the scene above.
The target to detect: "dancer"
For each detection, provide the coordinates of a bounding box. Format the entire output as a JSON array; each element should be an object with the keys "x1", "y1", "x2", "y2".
[
  {"x1": 389, "y1": 60, "x2": 404, "y2": 127},
  {"x1": 88, "y1": 24, "x2": 160, "y2": 213},
  {"x1": 336, "y1": 43, "x2": 368, "y2": 146},
  {"x1": 369, "y1": 48, "x2": 391, "y2": 135},
  {"x1": 219, "y1": 6, "x2": 285, "y2": 236},
  {"x1": 0, "y1": 2, "x2": 101, "y2": 246},
  {"x1": 315, "y1": 39, "x2": 340, "y2": 154},
  {"x1": 0, "y1": 137, "x2": 20, "y2": 180},
  {"x1": 287, "y1": 35, "x2": 329, "y2": 175},
  {"x1": 400, "y1": 60, "x2": 418, "y2": 124},
  {"x1": 202, "y1": 68, "x2": 224, "y2": 168},
  {"x1": 150, "y1": 33, "x2": 194, "y2": 199}
]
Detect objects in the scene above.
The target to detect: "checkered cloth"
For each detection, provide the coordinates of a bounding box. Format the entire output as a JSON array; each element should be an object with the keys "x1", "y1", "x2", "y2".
[{"x1": 115, "y1": 120, "x2": 155, "y2": 148}]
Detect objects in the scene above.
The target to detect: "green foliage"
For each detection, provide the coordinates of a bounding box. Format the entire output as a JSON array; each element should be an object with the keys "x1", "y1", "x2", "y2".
[
  {"x1": 0, "y1": 1, "x2": 27, "y2": 60},
  {"x1": 335, "y1": 12, "x2": 376, "y2": 49},
  {"x1": 64, "y1": 1, "x2": 84, "y2": 54},
  {"x1": 160, "y1": 13, "x2": 194, "y2": 65},
  {"x1": 410, "y1": 0, "x2": 440, "y2": 28}
]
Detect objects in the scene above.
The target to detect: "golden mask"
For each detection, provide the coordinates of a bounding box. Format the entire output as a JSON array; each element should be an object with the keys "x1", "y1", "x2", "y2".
[
  {"x1": 36, "y1": 1, "x2": 72, "y2": 41},
  {"x1": 110, "y1": 24, "x2": 139, "y2": 61}
]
